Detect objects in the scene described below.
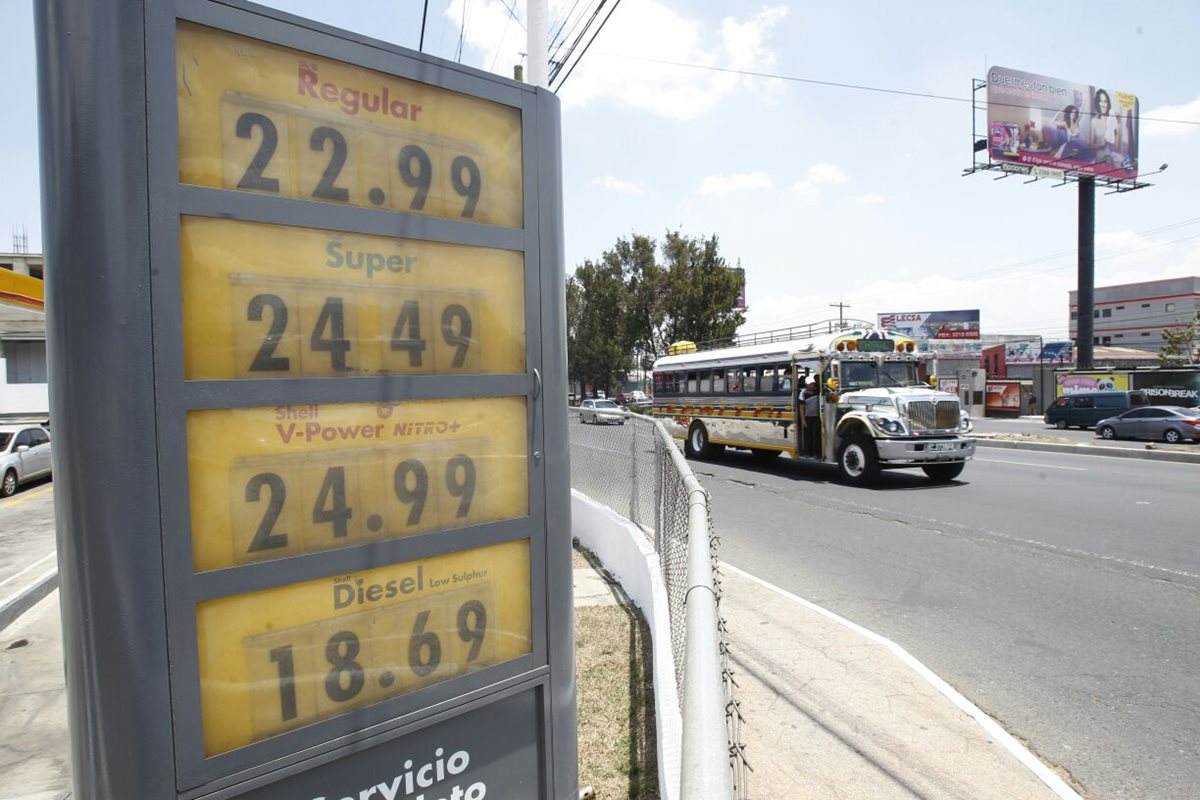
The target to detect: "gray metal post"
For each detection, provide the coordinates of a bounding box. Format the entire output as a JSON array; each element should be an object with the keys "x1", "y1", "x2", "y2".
[
  {"x1": 36, "y1": 2, "x2": 177, "y2": 797},
  {"x1": 535, "y1": 86, "x2": 579, "y2": 800},
  {"x1": 1077, "y1": 177, "x2": 1096, "y2": 370}
]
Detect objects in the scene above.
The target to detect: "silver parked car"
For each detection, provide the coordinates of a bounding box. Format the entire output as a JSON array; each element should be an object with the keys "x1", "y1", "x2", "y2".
[
  {"x1": 578, "y1": 398, "x2": 625, "y2": 425},
  {"x1": 1094, "y1": 406, "x2": 1200, "y2": 444},
  {"x1": 0, "y1": 424, "x2": 53, "y2": 497}
]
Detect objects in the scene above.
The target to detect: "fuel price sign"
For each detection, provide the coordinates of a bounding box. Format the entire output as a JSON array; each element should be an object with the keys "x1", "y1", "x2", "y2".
[
  {"x1": 180, "y1": 217, "x2": 526, "y2": 380},
  {"x1": 187, "y1": 398, "x2": 529, "y2": 572},
  {"x1": 176, "y1": 22, "x2": 523, "y2": 228},
  {"x1": 197, "y1": 539, "x2": 532, "y2": 756}
]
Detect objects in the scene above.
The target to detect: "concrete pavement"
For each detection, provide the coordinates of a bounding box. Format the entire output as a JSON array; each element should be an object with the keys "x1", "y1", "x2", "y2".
[{"x1": 2, "y1": 429, "x2": 1186, "y2": 799}]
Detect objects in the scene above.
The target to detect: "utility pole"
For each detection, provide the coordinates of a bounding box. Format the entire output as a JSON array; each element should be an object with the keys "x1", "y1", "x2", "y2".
[
  {"x1": 830, "y1": 301, "x2": 850, "y2": 330},
  {"x1": 527, "y1": 0, "x2": 548, "y2": 88}
]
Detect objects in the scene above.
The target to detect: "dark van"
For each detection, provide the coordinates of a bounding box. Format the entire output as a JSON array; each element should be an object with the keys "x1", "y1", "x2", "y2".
[{"x1": 1044, "y1": 390, "x2": 1149, "y2": 430}]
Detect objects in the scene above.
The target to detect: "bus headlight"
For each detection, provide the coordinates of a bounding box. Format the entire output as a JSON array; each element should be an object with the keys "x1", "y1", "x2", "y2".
[
  {"x1": 958, "y1": 411, "x2": 973, "y2": 433},
  {"x1": 869, "y1": 414, "x2": 907, "y2": 435}
]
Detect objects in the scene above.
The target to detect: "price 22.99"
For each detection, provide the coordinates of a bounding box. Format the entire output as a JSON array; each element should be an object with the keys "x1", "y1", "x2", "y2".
[{"x1": 234, "y1": 111, "x2": 482, "y2": 218}]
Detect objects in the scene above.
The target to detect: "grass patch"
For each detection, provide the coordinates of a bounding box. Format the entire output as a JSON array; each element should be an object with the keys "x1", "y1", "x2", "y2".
[{"x1": 575, "y1": 546, "x2": 659, "y2": 799}]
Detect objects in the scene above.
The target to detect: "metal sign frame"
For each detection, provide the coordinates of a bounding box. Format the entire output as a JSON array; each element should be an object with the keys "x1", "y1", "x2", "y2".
[{"x1": 37, "y1": 0, "x2": 575, "y2": 797}]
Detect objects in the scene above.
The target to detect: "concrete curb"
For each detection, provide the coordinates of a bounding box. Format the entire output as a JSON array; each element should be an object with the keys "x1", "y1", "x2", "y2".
[
  {"x1": 974, "y1": 436, "x2": 1200, "y2": 464},
  {"x1": 0, "y1": 568, "x2": 58, "y2": 633}
]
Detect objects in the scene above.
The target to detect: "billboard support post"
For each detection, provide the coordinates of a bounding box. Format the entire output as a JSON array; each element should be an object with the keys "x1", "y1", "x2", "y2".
[{"x1": 1077, "y1": 177, "x2": 1096, "y2": 370}]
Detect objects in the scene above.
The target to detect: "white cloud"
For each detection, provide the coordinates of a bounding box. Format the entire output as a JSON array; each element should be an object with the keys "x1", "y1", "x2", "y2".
[
  {"x1": 855, "y1": 192, "x2": 887, "y2": 205},
  {"x1": 792, "y1": 162, "x2": 849, "y2": 200},
  {"x1": 1142, "y1": 96, "x2": 1200, "y2": 138},
  {"x1": 591, "y1": 175, "x2": 645, "y2": 194},
  {"x1": 697, "y1": 171, "x2": 774, "y2": 195},
  {"x1": 550, "y1": 2, "x2": 788, "y2": 120}
]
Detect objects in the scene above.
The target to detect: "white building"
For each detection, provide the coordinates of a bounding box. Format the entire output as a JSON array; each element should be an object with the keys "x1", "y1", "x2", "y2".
[
  {"x1": 1069, "y1": 276, "x2": 1200, "y2": 351},
  {"x1": 0, "y1": 252, "x2": 48, "y2": 418}
]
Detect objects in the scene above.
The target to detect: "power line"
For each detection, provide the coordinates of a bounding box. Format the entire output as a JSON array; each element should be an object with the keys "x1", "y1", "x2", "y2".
[
  {"x1": 489, "y1": 0, "x2": 524, "y2": 72},
  {"x1": 419, "y1": 0, "x2": 429, "y2": 51},
  {"x1": 552, "y1": 0, "x2": 624, "y2": 92},
  {"x1": 586, "y1": 52, "x2": 1200, "y2": 128}
]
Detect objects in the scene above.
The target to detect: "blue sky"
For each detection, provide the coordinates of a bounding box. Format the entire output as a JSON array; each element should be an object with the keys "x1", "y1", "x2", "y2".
[{"x1": 3, "y1": 0, "x2": 1198, "y2": 341}]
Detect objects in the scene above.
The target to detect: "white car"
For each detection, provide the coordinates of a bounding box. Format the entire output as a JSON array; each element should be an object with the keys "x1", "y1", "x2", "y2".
[
  {"x1": 578, "y1": 399, "x2": 625, "y2": 425},
  {"x1": 0, "y1": 424, "x2": 53, "y2": 497}
]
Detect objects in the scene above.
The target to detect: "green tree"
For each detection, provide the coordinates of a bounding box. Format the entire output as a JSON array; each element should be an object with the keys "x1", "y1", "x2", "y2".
[
  {"x1": 566, "y1": 231, "x2": 747, "y2": 392},
  {"x1": 658, "y1": 232, "x2": 745, "y2": 347},
  {"x1": 566, "y1": 258, "x2": 628, "y2": 395},
  {"x1": 1158, "y1": 312, "x2": 1200, "y2": 366}
]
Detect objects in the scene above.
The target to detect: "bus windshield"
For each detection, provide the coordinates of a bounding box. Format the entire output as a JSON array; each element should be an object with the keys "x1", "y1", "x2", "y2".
[{"x1": 841, "y1": 360, "x2": 920, "y2": 389}]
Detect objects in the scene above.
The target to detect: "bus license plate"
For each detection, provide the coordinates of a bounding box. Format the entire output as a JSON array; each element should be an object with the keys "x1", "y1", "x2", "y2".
[{"x1": 927, "y1": 442, "x2": 956, "y2": 452}]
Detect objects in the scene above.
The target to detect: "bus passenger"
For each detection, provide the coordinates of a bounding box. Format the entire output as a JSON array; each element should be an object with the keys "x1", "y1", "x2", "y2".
[{"x1": 803, "y1": 378, "x2": 821, "y2": 457}]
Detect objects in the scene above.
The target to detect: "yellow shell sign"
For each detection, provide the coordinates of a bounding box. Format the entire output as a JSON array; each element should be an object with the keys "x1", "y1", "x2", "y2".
[
  {"x1": 196, "y1": 539, "x2": 532, "y2": 756},
  {"x1": 187, "y1": 398, "x2": 529, "y2": 572},
  {"x1": 176, "y1": 22, "x2": 523, "y2": 227},
  {"x1": 180, "y1": 216, "x2": 526, "y2": 380}
]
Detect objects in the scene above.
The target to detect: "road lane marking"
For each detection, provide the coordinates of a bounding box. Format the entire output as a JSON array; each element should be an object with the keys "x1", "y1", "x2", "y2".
[
  {"x1": 0, "y1": 551, "x2": 57, "y2": 592},
  {"x1": 721, "y1": 560, "x2": 1085, "y2": 800},
  {"x1": 1, "y1": 484, "x2": 54, "y2": 509},
  {"x1": 975, "y1": 458, "x2": 1088, "y2": 471}
]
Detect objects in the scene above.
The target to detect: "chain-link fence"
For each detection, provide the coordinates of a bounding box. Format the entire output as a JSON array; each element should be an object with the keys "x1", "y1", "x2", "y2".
[{"x1": 569, "y1": 406, "x2": 750, "y2": 800}]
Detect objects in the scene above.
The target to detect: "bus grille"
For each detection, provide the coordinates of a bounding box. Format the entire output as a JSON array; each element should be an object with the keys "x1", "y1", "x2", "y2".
[{"x1": 907, "y1": 400, "x2": 960, "y2": 432}]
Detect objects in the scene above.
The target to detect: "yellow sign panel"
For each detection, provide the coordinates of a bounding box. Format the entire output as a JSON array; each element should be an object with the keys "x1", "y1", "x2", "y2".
[
  {"x1": 197, "y1": 539, "x2": 531, "y2": 755},
  {"x1": 176, "y1": 22, "x2": 523, "y2": 227},
  {"x1": 188, "y1": 398, "x2": 528, "y2": 572},
  {"x1": 180, "y1": 216, "x2": 525, "y2": 380}
]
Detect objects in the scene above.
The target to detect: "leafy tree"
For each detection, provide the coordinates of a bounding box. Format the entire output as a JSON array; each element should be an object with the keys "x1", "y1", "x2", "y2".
[
  {"x1": 658, "y1": 232, "x2": 745, "y2": 347},
  {"x1": 566, "y1": 231, "x2": 746, "y2": 393},
  {"x1": 565, "y1": 258, "x2": 628, "y2": 395},
  {"x1": 1158, "y1": 312, "x2": 1200, "y2": 366}
]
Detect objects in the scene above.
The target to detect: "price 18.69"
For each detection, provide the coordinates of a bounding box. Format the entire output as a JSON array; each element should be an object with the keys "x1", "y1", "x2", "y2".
[{"x1": 241, "y1": 584, "x2": 501, "y2": 743}]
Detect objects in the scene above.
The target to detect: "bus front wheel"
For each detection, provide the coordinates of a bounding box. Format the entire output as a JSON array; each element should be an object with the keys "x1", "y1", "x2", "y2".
[{"x1": 837, "y1": 434, "x2": 881, "y2": 486}]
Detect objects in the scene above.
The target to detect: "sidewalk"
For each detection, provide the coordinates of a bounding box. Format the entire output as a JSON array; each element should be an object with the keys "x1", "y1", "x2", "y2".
[{"x1": 720, "y1": 565, "x2": 1078, "y2": 800}]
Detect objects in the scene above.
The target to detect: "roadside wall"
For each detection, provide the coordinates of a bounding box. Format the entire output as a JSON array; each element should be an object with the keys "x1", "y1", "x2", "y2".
[{"x1": 572, "y1": 490, "x2": 682, "y2": 800}]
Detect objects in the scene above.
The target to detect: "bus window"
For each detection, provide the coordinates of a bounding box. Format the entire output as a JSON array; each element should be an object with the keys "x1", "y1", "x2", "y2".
[
  {"x1": 654, "y1": 373, "x2": 669, "y2": 396},
  {"x1": 712, "y1": 369, "x2": 726, "y2": 393},
  {"x1": 699, "y1": 370, "x2": 712, "y2": 394},
  {"x1": 686, "y1": 371, "x2": 698, "y2": 394},
  {"x1": 779, "y1": 365, "x2": 792, "y2": 394},
  {"x1": 730, "y1": 368, "x2": 749, "y2": 393},
  {"x1": 843, "y1": 362, "x2": 875, "y2": 388},
  {"x1": 669, "y1": 371, "x2": 681, "y2": 394}
]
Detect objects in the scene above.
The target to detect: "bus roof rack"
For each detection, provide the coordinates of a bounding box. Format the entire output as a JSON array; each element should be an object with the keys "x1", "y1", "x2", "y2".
[{"x1": 694, "y1": 318, "x2": 877, "y2": 351}]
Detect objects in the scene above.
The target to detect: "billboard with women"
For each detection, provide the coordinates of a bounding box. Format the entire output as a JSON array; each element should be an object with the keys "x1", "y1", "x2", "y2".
[{"x1": 987, "y1": 66, "x2": 1139, "y2": 180}]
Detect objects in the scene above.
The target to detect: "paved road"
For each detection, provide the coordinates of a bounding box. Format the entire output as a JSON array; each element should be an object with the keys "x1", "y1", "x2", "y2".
[
  {"x1": 0, "y1": 480, "x2": 56, "y2": 600},
  {"x1": 973, "y1": 415, "x2": 1200, "y2": 450},
  {"x1": 692, "y1": 447, "x2": 1200, "y2": 800}
]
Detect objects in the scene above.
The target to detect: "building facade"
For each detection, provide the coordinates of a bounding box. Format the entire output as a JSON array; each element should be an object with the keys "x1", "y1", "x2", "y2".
[
  {"x1": 0, "y1": 252, "x2": 48, "y2": 418},
  {"x1": 1069, "y1": 276, "x2": 1200, "y2": 351}
]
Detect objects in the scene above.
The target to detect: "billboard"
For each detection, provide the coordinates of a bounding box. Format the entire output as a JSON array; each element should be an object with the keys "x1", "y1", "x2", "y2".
[
  {"x1": 1128, "y1": 370, "x2": 1200, "y2": 407},
  {"x1": 986, "y1": 380, "x2": 1023, "y2": 412},
  {"x1": 987, "y1": 66, "x2": 1139, "y2": 180},
  {"x1": 1056, "y1": 372, "x2": 1128, "y2": 395},
  {"x1": 878, "y1": 310, "x2": 980, "y2": 340},
  {"x1": 1005, "y1": 340, "x2": 1075, "y2": 364}
]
